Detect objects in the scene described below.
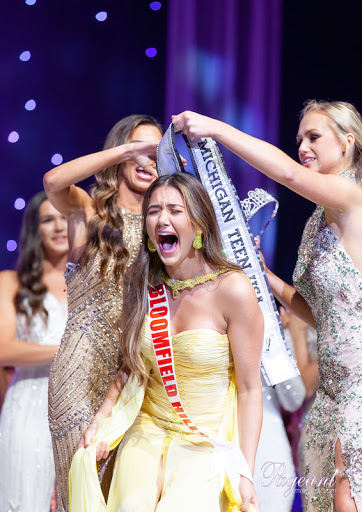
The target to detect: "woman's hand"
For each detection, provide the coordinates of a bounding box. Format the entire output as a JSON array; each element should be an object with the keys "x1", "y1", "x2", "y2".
[
  {"x1": 128, "y1": 140, "x2": 159, "y2": 177},
  {"x1": 172, "y1": 111, "x2": 219, "y2": 139},
  {"x1": 254, "y1": 236, "x2": 269, "y2": 275},
  {"x1": 239, "y1": 476, "x2": 260, "y2": 512},
  {"x1": 78, "y1": 418, "x2": 110, "y2": 462}
]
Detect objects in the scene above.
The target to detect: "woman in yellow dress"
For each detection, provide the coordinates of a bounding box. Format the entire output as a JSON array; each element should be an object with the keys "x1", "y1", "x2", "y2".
[{"x1": 70, "y1": 172, "x2": 264, "y2": 512}]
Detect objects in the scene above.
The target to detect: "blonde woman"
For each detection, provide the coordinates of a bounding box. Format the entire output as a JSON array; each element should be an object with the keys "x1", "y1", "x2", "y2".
[
  {"x1": 173, "y1": 102, "x2": 362, "y2": 511},
  {"x1": 43, "y1": 115, "x2": 162, "y2": 511}
]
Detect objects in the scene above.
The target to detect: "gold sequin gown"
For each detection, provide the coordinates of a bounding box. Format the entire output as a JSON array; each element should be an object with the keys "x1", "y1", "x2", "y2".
[
  {"x1": 48, "y1": 208, "x2": 143, "y2": 512},
  {"x1": 69, "y1": 321, "x2": 253, "y2": 512},
  {"x1": 293, "y1": 201, "x2": 362, "y2": 511}
]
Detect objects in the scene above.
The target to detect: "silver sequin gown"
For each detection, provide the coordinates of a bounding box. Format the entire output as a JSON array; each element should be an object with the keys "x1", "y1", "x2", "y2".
[
  {"x1": 48, "y1": 208, "x2": 143, "y2": 512},
  {"x1": 293, "y1": 198, "x2": 362, "y2": 511},
  {"x1": 0, "y1": 293, "x2": 67, "y2": 512}
]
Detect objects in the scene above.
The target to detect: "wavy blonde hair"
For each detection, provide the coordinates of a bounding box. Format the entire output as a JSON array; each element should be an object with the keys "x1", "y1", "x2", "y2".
[
  {"x1": 301, "y1": 100, "x2": 362, "y2": 183},
  {"x1": 82, "y1": 115, "x2": 163, "y2": 281},
  {"x1": 119, "y1": 173, "x2": 241, "y2": 383}
]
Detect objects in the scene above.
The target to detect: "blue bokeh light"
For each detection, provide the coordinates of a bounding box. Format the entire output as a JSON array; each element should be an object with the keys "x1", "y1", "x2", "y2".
[
  {"x1": 150, "y1": 2, "x2": 161, "y2": 11},
  {"x1": 7, "y1": 240, "x2": 17, "y2": 252},
  {"x1": 25, "y1": 99, "x2": 36, "y2": 111},
  {"x1": 19, "y1": 51, "x2": 31, "y2": 61},
  {"x1": 145, "y1": 47, "x2": 157, "y2": 58},
  {"x1": 51, "y1": 153, "x2": 63, "y2": 165},
  {"x1": 25, "y1": 0, "x2": 37, "y2": 4},
  {"x1": 95, "y1": 11, "x2": 107, "y2": 22},
  {"x1": 14, "y1": 198, "x2": 26, "y2": 210},
  {"x1": 8, "y1": 131, "x2": 20, "y2": 143}
]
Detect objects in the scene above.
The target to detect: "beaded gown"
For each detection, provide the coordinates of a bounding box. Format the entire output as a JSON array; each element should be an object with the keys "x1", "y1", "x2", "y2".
[
  {"x1": 70, "y1": 321, "x2": 253, "y2": 512},
  {"x1": 0, "y1": 293, "x2": 67, "y2": 512},
  {"x1": 293, "y1": 198, "x2": 362, "y2": 511},
  {"x1": 48, "y1": 208, "x2": 143, "y2": 512}
]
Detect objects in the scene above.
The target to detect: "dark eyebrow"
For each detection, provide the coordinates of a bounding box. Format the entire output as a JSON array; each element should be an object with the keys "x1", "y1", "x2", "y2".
[
  {"x1": 147, "y1": 203, "x2": 184, "y2": 211},
  {"x1": 296, "y1": 128, "x2": 321, "y2": 141},
  {"x1": 167, "y1": 203, "x2": 184, "y2": 208}
]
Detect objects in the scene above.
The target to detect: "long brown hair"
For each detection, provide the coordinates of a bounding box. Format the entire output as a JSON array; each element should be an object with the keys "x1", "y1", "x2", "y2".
[
  {"x1": 120, "y1": 173, "x2": 240, "y2": 383},
  {"x1": 14, "y1": 191, "x2": 48, "y2": 322},
  {"x1": 82, "y1": 115, "x2": 163, "y2": 281}
]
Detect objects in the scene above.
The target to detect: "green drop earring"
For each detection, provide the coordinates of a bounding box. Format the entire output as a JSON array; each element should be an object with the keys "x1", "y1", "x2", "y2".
[
  {"x1": 147, "y1": 238, "x2": 157, "y2": 252},
  {"x1": 192, "y1": 230, "x2": 202, "y2": 250}
]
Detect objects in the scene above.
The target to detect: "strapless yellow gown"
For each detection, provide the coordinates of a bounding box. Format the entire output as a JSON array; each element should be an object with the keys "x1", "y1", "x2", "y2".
[{"x1": 70, "y1": 321, "x2": 254, "y2": 511}]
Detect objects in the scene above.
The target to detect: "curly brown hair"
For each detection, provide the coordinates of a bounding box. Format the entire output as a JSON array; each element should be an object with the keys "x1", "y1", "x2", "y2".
[
  {"x1": 14, "y1": 191, "x2": 49, "y2": 323},
  {"x1": 82, "y1": 115, "x2": 163, "y2": 281}
]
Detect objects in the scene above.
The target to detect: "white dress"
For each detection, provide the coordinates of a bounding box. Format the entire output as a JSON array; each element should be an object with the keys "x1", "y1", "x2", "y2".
[
  {"x1": 0, "y1": 293, "x2": 67, "y2": 512},
  {"x1": 254, "y1": 328, "x2": 306, "y2": 511}
]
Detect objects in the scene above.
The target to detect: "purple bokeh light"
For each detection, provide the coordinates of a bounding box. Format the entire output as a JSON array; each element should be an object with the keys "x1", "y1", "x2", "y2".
[
  {"x1": 14, "y1": 198, "x2": 26, "y2": 210},
  {"x1": 150, "y1": 2, "x2": 161, "y2": 11},
  {"x1": 95, "y1": 11, "x2": 107, "y2": 22},
  {"x1": 7, "y1": 240, "x2": 17, "y2": 252},
  {"x1": 8, "y1": 131, "x2": 19, "y2": 143},
  {"x1": 51, "y1": 153, "x2": 63, "y2": 165},
  {"x1": 25, "y1": 99, "x2": 36, "y2": 111},
  {"x1": 19, "y1": 51, "x2": 31, "y2": 62},
  {"x1": 145, "y1": 47, "x2": 157, "y2": 58},
  {"x1": 25, "y1": 0, "x2": 37, "y2": 4}
]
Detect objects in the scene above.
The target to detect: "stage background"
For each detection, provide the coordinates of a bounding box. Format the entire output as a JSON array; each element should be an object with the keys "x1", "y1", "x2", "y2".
[{"x1": 1, "y1": 0, "x2": 361, "y2": 287}]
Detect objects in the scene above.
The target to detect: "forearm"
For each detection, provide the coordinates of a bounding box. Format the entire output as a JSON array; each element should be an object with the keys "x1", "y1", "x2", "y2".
[
  {"x1": 266, "y1": 269, "x2": 315, "y2": 328},
  {"x1": 210, "y1": 120, "x2": 298, "y2": 187},
  {"x1": 0, "y1": 340, "x2": 58, "y2": 366},
  {"x1": 43, "y1": 144, "x2": 133, "y2": 193},
  {"x1": 93, "y1": 375, "x2": 123, "y2": 421},
  {"x1": 299, "y1": 360, "x2": 319, "y2": 398},
  {"x1": 237, "y1": 387, "x2": 262, "y2": 475}
]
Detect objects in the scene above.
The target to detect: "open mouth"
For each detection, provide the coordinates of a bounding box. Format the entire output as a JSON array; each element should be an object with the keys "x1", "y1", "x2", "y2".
[
  {"x1": 158, "y1": 233, "x2": 179, "y2": 253},
  {"x1": 136, "y1": 167, "x2": 155, "y2": 181}
]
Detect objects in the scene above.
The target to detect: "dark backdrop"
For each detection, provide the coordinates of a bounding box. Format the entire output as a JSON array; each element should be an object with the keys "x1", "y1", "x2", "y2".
[
  {"x1": 1, "y1": 0, "x2": 361, "y2": 277},
  {"x1": 276, "y1": 0, "x2": 362, "y2": 282}
]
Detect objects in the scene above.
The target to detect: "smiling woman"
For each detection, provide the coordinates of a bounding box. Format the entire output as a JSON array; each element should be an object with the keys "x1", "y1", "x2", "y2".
[
  {"x1": 71, "y1": 172, "x2": 264, "y2": 512},
  {"x1": 43, "y1": 114, "x2": 163, "y2": 511},
  {"x1": 172, "y1": 104, "x2": 362, "y2": 511},
  {"x1": 0, "y1": 191, "x2": 68, "y2": 512}
]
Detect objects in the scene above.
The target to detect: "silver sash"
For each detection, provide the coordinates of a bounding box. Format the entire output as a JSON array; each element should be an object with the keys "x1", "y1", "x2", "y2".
[{"x1": 157, "y1": 124, "x2": 299, "y2": 386}]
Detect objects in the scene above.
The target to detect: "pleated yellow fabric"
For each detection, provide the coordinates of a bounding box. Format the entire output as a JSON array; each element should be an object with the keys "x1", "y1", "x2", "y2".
[{"x1": 69, "y1": 323, "x2": 255, "y2": 512}]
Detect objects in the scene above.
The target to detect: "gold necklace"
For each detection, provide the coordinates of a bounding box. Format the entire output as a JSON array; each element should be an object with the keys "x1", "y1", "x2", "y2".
[{"x1": 160, "y1": 267, "x2": 230, "y2": 299}]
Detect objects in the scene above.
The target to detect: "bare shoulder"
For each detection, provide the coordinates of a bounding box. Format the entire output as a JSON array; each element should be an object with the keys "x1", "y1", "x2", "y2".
[
  {"x1": 0, "y1": 270, "x2": 19, "y2": 298},
  {"x1": 217, "y1": 270, "x2": 257, "y2": 304}
]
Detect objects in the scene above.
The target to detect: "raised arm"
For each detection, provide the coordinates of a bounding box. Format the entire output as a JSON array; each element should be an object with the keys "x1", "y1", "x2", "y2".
[
  {"x1": 0, "y1": 271, "x2": 58, "y2": 366},
  {"x1": 43, "y1": 141, "x2": 159, "y2": 216},
  {"x1": 220, "y1": 272, "x2": 264, "y2": 511},
  {"x1": 172, "y1": 111, "x2": 362, "y2": 213}
]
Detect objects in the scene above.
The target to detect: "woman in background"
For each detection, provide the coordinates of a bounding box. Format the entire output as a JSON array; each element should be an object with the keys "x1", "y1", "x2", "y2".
[{"x1": 0, "y1": 191, "x2": 68, "y2": 512}]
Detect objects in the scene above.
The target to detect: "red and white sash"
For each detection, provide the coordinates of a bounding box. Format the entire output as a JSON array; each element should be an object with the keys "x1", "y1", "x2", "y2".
[
  {"x1": 147, "y1": 283, "x2": 254, "y2": 486},
  {"x1": 148, "y1": 283, "x2": 208, "y2": 438}
]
